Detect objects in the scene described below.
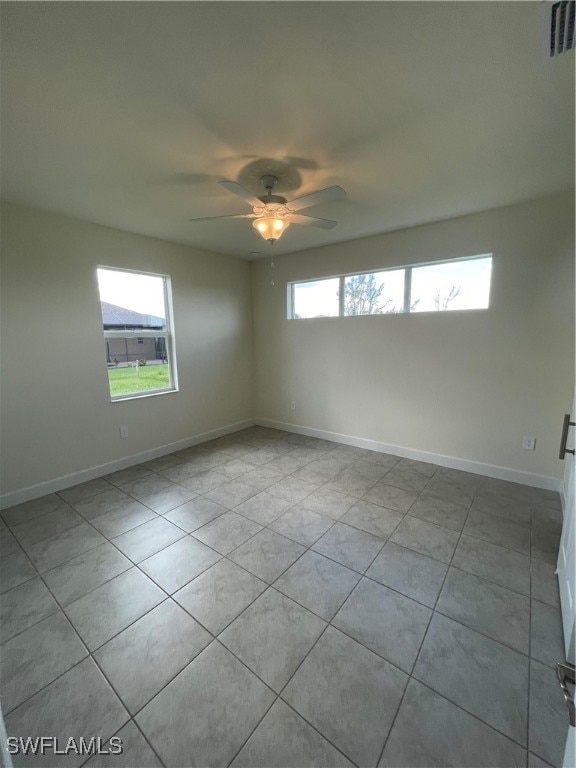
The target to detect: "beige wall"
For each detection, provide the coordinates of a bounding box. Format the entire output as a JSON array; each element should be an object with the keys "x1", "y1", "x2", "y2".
[
  {"x1": 252, "y1": 194, "x2": 575, "y2": 482},
  {"x1": 0, "y1": 202, "x2": 254, "y2": 496}
]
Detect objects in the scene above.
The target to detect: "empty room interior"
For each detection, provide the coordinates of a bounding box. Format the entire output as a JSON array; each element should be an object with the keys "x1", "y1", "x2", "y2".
[{"x1": 1, "y1": 2, "x2": 575, "y2": 768}]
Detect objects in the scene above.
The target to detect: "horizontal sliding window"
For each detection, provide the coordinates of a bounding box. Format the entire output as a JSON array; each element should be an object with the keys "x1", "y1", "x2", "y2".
[{"x1": 288, "y1": 255, "x2": 492, "y2": 319}]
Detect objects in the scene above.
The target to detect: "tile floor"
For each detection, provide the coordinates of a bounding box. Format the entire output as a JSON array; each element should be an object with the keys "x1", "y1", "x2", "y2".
[{"x1": 0, "y1": 427, "x2": 569, "y2": 768}]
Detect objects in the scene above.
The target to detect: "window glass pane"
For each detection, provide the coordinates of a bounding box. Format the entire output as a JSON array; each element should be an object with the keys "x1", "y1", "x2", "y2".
[
  {"x1": 344, "y1": 270, "x2": 405, "y2": 316},
  {"x1": 106, "y1": 339, "x2": 171, "y2": 397},
  {"x1": 97, "y1": 269, "x2": 167, "y2": 330},
  {"x1": 292, "y1": 278, "x2": 340, "y2": 319},
  {"x1": 97, "y1": 267, "x2": 175, "y2": 399},
  {"x1": 410, "y1": 257, "x2": 492, "y2": 313}
]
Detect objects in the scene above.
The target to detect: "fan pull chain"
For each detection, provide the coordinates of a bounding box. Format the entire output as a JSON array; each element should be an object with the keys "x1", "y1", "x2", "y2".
[{"x1": 270, "y1": 243, "x2": 275, "y2": 287}]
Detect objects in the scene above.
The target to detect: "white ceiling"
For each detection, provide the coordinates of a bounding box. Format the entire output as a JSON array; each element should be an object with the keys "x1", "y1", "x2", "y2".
[{"x1": 1, "y1": 2, "x2": 574, "y2": 259}]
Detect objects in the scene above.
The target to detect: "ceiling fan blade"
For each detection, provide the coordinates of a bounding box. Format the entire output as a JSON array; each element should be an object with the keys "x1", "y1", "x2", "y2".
[
  {"x1": 189, "y1": 213, "x2": 254, "y2": 222},
  {"x1": 218, "y1": 180, "x2": 262, "y2": 207},
  {"x1": 288, "y1": 185, "x2": 346, "y2": 212},
  {"x1": 289, "y1": 213, "x2": 338, "y2": 229}
]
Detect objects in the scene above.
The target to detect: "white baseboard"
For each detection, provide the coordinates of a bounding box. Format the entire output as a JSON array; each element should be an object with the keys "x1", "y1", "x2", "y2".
[
  {"x1": 256, "y1": 418, "x2": 563, "y2": 493},
  {"x1": 0, "y1": 419, "x2": 255, "y2": 510}
]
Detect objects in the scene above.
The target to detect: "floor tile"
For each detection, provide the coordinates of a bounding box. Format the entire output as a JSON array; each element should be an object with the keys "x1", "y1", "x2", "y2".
[
  {"x1": 95, "y1": 600, "x2": 211, "y2": 715},
  {"x1": 0, "y1": 611, "x2": 87, "y2": 713},
  {"x1": 313, "y1": 522, "x2": 384, "y2": 572},
  {"x1": 531, "y1": 559, "x2": 560, "y2": 607},
  {"x1": 43, "y1": 542, "x2": 132, "y2": 606},
  {"x1": 292, "y1": 456, "x2": 350, "y2": 485},
  {"x1": 269, "y1": 505, "x2": 334, "y2": 546},
  {"x1": 71, "y1": 486, "x2": 135, "y2": 521},
  {"x1": 452, "y1": 534, "x2": 530, "y2": 595},
  {"x1": 139, "y1": 536, "x2": 221, "y2": 593},
  {"x1": 413, "y1": 613, "x2": 529, "y2": 744},
  {"x1": 436, "y1": 567, "x2": 530, "y2": 653},
  {"x1": 0, "y1": 577, "x2": 59, "y2": 642},
  {"x1": 424, "y1": 475, "x2": 476, "y2": 508},
  {"x1": 24, "y1": 521, "x2": 106, "y2": 572},
  {"x1": 362, "y1": 481, "x2": 418, "y2": 512},
  {"x1": 380, "y1": 679, "x2": 526, "y2": 768},
  {"x1": 203, "y1": 480, "x2": 258, "y2": 509},
  {"x1": 141, "y1": 453, "x2": 183, "y2": 472},
  {"x1": 266, "y1": 476, "x2": 320, "y2": 504},
  {"x1": 471, "y1": 492, "x2": 531, "y2": 523},
  {"x1": 229, "y1": 529, "x2": 305, "y2": 583},
  {"x1": 138, "y1": 484, "x2": 197, "y2": 514},
  {"x1": 300, "y1": 488, "x2": 357, "y2": 520},
  {"x1": 0, "y1": 550, "x2": 36, "y2": 593},
  {"x1": 234, "y1": 491, "x2": 293, "y2": 525},
  {"x1": 1, "y1": 494, "x2": 67, "y2": 526},
  {"x1": 136, "y1": 641, "x2": 275, "y2": 768},
  {"x1": 381, "y1": 466, "x2": 430, "y2": 493},
  {"x1": 528, "y1": 752, "x2": 554, "y2": 768},
  {"x1": 111, "y1": 517, "x2": 185, "y2": 562},
  {"x1": 192, "y1": 511, "x2": 261, "y2": 555},
  {"x1": 333, "y1": 577, "x2": 431, "y2": 673},
  {"x1": 341, "y1": 499, "x2": 404, "y2": 539},
  {"x1": 219, "y1": 588, "x2": 326, "y2": 692},
  {"x1": 530, "y1": 599, "x2": 565, "y2": 669},
  {"x1": 242, "y1": 465, "x2": 286, "y2": 490},
  {"x1": 5, "y1": 657, "x2": 129, "y2": 768},
  {"x1": 529, "y1": 659, "x2": 569, "y2": 768},
  {"x1": 394, "y1": 458, "x2": 438, "y2": 477},
  {"x1": 218, "y1": 457, "x2": 259, "y2": 479},
  {"x1": 84, "y1": 721, "x2": 162, "y2": 768},
  {"x1": 10, "y1": 504, "x2": 83, "y2": 548},
  {"x1": 274, "y1": 551, "x2": 360, "y2": 621},
  {"x1": 105, "y1": 465, "x2": 153, "y2": 488},
  {"x1": 409, "y1": 493, "x2": 469, "y2": 532},
  {"x1": 179, "y1": 469, "x2": 229, "y2": 495},
  {"x1": 360, "y1": 451, "x2": 400, "y2": 470},
  {"x1": 390, "y1": 515, "x2": 459, "y2": 563},
  {"x1": 64, "y1": 568, "x2": 165, "y2": 650},
  {"x1": 231, "y1": 699, "x2": 354, "y2": 768},
  {"x1": 531, "y1": 526, "x2": 561, "y2": 565},
  {"x1": 325, "y1": 462, "x2": 385, "y2": 498},
  {"x1": 463, "y1": 507, "x2": 530, "y2": 554},
  {"x1": 163, "y1": 496, "x2": 226, "y2": 532},
  {"x1": 0, "y1": 523, "x2": 19, "y2": 556},
  {"x1": 366, "y1": 542, "x2": 448, "y2": 608},
  {"x1": 158, "y1": 461, "x2": 202, "y2": 483},
  {"x1": 89, "y1": 500, "x2": 157, "y2": 539},
  {"x1": 174, "y1": 558, "x2": 266, "y2": 634},
  {"x1": 282, "y1": 626, "x2": 407, "y2": 767},
  {"x1": 119, "y1": 474, "x2": 176, "y2": 500},
  {"x1": 58, "y1": 478, "x2": 114, "y2": 505}
]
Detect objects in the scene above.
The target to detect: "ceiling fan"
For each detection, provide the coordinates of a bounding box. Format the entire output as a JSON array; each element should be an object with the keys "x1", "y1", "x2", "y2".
[{"x1": 189, "y1": 175, "x2": 346, "y2": 243}]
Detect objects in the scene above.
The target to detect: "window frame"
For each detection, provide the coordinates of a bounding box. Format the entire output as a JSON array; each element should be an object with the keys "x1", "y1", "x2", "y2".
[
  {"x1": 287, "y1": 254, "x2": 492, "y2": 320},
  {"x1": 97, "y1": 266, "x2": 178, "y2": 402}
]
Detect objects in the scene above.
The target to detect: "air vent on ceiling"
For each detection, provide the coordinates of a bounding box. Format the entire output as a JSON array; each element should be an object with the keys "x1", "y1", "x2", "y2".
[{"x1": 550, "y1": 1, "x2": 575, "y2": 56}]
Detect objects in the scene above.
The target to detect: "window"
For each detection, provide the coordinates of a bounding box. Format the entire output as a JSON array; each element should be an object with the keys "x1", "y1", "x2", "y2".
[
  {"x1": 410, "y1": 257, "x2": 492, "y2": 312},
  {"x1": 96, "y1": 267, "x2": 177, "y2": 400},
  {"x1": 344, "y1": 269, "x2": 405, "y2": 316},
  {"x1": 291, "y1": 278, "x2": 340, "y2": 319},
  {"x1": 288, "y1": 255, "x2": 492, "y2": 319}
]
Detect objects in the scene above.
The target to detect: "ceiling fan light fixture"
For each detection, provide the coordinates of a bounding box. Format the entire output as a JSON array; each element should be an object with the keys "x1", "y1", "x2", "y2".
[{"x1": 252, "y1": 215, "x2": 290, "y2": 242}]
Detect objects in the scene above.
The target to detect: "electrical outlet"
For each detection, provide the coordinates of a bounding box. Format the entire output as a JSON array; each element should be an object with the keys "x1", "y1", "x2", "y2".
[
  {"x1": 522, "y1": 435, "x2": 535, "y2": 451},
  {"x1": 290, "y1": 400, "x2": 296, "y2": 411},
  {"x1": 120, "y1": 425, "x2": 129, "y2": 439}
]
